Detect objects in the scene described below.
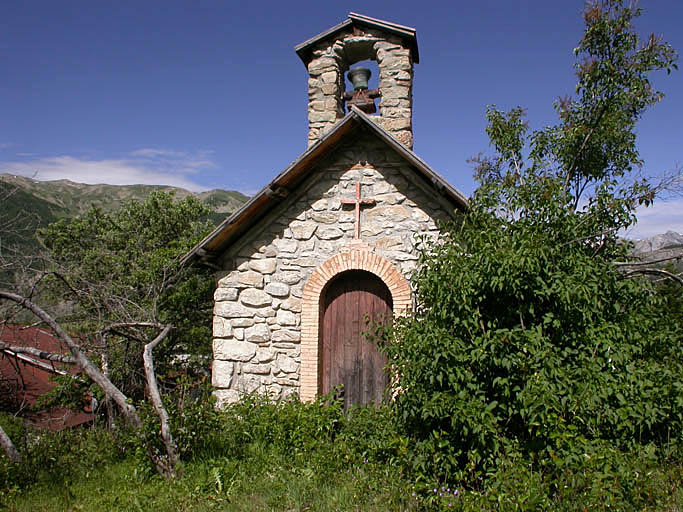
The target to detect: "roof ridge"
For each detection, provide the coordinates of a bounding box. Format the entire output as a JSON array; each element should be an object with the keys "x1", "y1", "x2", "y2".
[{"x1": 180, "y1": 110, "x2": 466, "y2": 266}]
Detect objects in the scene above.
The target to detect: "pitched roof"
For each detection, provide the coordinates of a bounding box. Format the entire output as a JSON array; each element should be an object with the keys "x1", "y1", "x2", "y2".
[
  {"x1": 295, "y1": 12, "x2": 420, "y2": 65},
  {"x1": 181, "y1": 107, "x2": 468, "y2": 266},
  {"x1": 0, "y1": 325, "x2": 94, "y2": 430}
]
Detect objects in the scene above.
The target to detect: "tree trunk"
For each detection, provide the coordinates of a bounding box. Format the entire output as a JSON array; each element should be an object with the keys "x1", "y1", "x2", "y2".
[
  {"x1": 0, "y1": 422, "x2": 20, "y2": 462},
  {"x1": 142, "y1": 324, "x2": 179, "y2": 478}
]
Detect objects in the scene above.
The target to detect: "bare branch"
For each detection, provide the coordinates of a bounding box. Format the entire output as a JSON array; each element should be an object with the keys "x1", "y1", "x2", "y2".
[
  {"x1": 99, "y1": 322, "x2": 165, "y2": 338},
  {"x1": 142, "y1": 324, "x2": 179, "y2": 478},
  {"x1": 623, "y1": 268, "x2": 683, "y2": 285},
  {"x1": 0, "y1": 290, "x2": 141, "y2": 428},
  {"x1": 612, "y1": 254, "x2": 683, "y2": 267},
  {"x1": 0, "y1": 423, "x2": 21, "y2": 462},
  {"x1": 649, "y1": 164, "x2": 683, "y2": 201},
  {"x1": 0, "y1": 342, "x2": 76, "y2": 364}
]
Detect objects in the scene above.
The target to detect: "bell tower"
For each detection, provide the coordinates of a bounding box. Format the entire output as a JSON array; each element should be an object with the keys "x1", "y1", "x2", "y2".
[{"x1": 295, "y1": 13, "x2": 419, "y2": 149}]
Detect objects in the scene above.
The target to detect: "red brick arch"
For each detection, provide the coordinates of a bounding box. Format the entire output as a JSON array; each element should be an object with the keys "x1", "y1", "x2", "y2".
[{"x1": 299, "y1": 248, "x2": 411, "y2": 402}]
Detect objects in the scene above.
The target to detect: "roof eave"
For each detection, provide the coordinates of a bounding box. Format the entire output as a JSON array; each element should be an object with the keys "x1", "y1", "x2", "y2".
[
  {"x1": 180, "y1": 111, "x2": 361, "y2": 266},
  {"x1": 180, "y1": 108, "x2": 468, "y2": 267}
]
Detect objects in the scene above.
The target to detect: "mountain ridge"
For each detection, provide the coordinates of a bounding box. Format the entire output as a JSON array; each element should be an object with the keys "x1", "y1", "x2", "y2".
[
  {"x1": 0, "y1": 173, "x2": 249, "y2": 227},
  {"x1": 2, "y1": 172, "x2": 680, "y2": 270},
  {"x1": 631, "y1": 230, "x2": 683, "y2": 253},
  {"x1": 629, "y1": 230, "x2": 683, "y2": 273}
]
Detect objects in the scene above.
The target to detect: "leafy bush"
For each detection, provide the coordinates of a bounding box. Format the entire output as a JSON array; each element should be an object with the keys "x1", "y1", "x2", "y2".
[
  {"x1": 119, "y1": 382, "x2": 407, "y2": 481},
  {"x1": 410, "y1": 443, "x2": 681, "y2": 511},
  {"x1": 219, "y1": 393, "x2": 404, "y2": 467},
  {"x1": 0, "y1": 414, "x2": 122, "y2": 494},
  {"x1": 118, "y1": 377, "x2": 224, "y2": 476},
  {"x1": 38, "y1": 191, "x2": 216, "y2": 402},
  {"x1": 385, "y1": 211, "x2": 682, "y2": 483},
  {"x1": 381, "y1": 0, "x2": 682, "y2": 502}
]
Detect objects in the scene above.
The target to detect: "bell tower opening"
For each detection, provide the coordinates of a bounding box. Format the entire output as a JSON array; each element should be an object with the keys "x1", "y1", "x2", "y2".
[
  {"x1": 295, "y1": 12, "x2": 419, "y2": 149},
  {"x1": 344, "y1": 59, "x2": 380, "y2": 114}
]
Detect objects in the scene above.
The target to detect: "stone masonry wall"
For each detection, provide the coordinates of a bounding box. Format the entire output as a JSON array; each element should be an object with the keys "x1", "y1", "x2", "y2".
[
  {"x1": 211, "y1": 137, "x2": 453, "y2": 407},
  {"x1": 307, "y1": 27, "x2": 414, "y2": 148}
]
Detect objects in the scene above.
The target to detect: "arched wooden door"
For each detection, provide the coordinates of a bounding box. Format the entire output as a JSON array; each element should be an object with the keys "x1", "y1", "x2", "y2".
[{"x1": 321, "y1": 270, "x2": 392, "y2": 408}]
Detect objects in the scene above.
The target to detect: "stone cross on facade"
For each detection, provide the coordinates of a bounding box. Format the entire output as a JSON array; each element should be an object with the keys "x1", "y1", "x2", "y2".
[{"x1": 341, "y1": 181, "x2": 376, "y2": 239}]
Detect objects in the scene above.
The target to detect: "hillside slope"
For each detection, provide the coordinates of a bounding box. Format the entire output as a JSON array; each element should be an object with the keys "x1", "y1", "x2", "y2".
[{"x1": 0, "y1": 174, "x2": 248, "y2": 228}]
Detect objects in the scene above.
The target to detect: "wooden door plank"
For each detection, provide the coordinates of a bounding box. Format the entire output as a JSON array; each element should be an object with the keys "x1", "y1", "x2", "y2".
[{"x1": 321, "y1": 270, "x2": 393, "y2": 408}]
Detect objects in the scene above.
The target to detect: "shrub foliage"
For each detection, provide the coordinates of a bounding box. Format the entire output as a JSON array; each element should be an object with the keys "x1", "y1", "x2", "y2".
[{"x1": 382, "y1": 0, "x2": 682, "y2": 489}]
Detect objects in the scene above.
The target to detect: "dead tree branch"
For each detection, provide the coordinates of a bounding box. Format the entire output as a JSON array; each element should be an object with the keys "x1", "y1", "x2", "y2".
[
  {"x1": 0, "y1": 423, "x2": 20, "y2": 462},
  {"x1": 623, "y1": 268, "x2": 683, "y2": 285},
  {"x1": 142, "y1": 324, "x2": 178, "y2": 478},
  {"x1": 0, "y1": 342, "x2": 76, "y2": 364},
  {"x1": 612, "y1": 254, "x2": 683, "y2": 267},
  {"x1": 97, "y1": 320, "x2": 180, "y2": 477},
  {"x1": 0, "y1": 290, "x2": 141, "y2": 428}
]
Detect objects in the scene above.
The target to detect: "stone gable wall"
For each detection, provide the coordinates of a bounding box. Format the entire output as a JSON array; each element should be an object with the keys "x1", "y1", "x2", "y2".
[{"x1": 212, "y1": 138, "x2": 453, "y2": 407}]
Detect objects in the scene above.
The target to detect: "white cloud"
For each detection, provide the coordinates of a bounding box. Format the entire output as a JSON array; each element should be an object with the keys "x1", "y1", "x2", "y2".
[
  {"x1": 130, "y1": 148, "x2": 186, "y2": 158},
  {"x1": 0, "y1": 149, "x2": 217, "y2": 192},
  {"x1": 623, "y1": 198, "x2": 683, "y2": 239}
]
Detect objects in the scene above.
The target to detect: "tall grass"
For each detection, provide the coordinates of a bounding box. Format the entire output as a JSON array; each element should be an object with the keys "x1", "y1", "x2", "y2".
[{"x1": 1, "y1": 395, "x2": 681, "y2": 511}]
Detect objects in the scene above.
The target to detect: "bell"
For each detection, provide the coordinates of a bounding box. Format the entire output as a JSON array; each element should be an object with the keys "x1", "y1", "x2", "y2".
[
  {"x1": 347, "y1": 67, "x2": 371, "y2": 90},
  {"x1": 344, "y1": 66, "x2": 379, "y2": 114}
]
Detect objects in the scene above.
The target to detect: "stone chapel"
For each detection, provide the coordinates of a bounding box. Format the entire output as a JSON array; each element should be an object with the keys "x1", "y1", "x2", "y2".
[{"x1": 182, "y1": 13, "x2": 468, "y2": 409}]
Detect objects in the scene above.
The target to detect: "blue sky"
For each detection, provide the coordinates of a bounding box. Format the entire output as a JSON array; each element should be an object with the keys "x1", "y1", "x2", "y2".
[{"x1": 1, "y1": 0, "x2": 681, "y2": 238}]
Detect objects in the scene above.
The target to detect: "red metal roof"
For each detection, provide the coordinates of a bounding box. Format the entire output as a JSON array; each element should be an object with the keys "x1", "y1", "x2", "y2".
[{"x1": 0, "y1": 325, "x2": 94, "y2": 431}]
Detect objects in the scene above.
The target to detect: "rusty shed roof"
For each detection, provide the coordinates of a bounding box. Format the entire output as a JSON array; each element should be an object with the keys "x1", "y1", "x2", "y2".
[
  {"x1": 181, "y1": 107, "x2": 467, "y2": 266},
  {"x1": 0, "y1": 325, "x2": 94, "y2": 430},
  {"x1": 295, "y1": 12, "x2": 420, "y2": 65}
]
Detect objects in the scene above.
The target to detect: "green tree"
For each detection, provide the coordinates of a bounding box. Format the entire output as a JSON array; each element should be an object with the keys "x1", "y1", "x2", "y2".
[
  {"x1": 38, "y1": 191, "x2": 215, "y2": 401},
  {"x1": 382, "y1": 0, "x2": 681, "y2": 488},
  {"x1": 1, "y1": 192, "x2": 215, "y2": 475}
]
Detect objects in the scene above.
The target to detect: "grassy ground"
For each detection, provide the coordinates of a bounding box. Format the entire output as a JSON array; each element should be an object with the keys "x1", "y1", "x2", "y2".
[
  {"x1": 3, "y1": 440, "x2": 681, "y2": 511},
  {"x1": 3, "y1": 453, "x2": 681, "y2": 511},
  {"x1": 1, "y1": 448, "x2": 415, "y2": 511},
  {"x1": 1, "y1": 401, "x2": 682, "y2": 511}
]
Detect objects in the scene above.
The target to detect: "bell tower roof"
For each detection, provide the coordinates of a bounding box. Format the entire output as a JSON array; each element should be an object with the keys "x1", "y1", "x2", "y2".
[{"x1": 295, "y1": 12, "x2": 419, "y2": 66}]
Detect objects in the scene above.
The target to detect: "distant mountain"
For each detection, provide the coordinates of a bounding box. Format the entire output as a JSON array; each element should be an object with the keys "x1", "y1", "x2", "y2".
[
  {"x1": 630, "y1": 230, "x2": 683, "y2": 272},
  {"x1": 631, "y1": 231, "x2": 683, "y2": 254},
  {"x1": 0, "y1": 173, "x2": 249, "y2": 228}
]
